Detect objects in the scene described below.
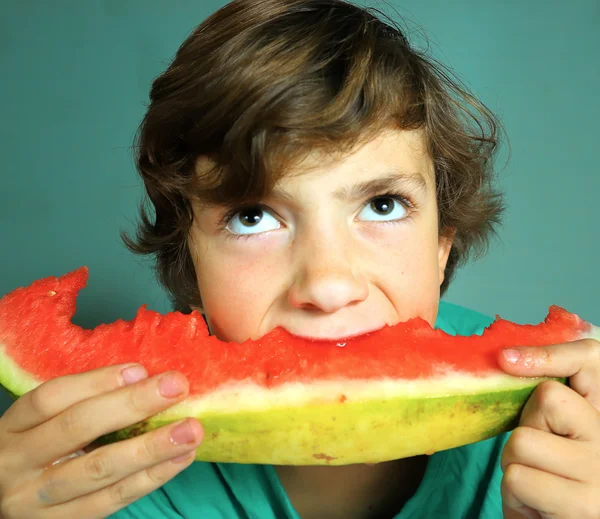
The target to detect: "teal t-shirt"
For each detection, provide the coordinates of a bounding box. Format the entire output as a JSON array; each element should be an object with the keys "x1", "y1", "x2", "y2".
[{"x1": 110, "y1": 302, "x2": 509, "y2": 519}]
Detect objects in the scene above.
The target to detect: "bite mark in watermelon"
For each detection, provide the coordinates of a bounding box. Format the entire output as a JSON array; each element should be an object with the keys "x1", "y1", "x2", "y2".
[{"x1": 0, "y1": 267, "x2": 597, "y2": 465}]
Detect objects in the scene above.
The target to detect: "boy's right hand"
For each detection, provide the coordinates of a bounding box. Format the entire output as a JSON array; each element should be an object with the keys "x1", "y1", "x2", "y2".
[{"x1": 0, "y1": 363, "x2": 204, "y2": 519}]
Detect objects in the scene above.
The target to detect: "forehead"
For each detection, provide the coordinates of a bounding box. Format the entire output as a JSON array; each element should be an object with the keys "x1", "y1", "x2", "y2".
[
  {"x1": 192, "y1": 128, "x2": 434, "y2": 205},
  {"x1": 276, "y1": 128, "x2": 434, "y2": 187}
]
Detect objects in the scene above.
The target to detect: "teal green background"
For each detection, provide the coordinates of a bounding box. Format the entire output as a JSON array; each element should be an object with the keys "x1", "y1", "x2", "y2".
[{"x1": 0, "y1": 1, "x2": 598, "y2": 413}]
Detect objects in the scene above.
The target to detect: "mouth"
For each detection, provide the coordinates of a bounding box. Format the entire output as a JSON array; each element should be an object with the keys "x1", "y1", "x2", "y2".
[{"x1": 283, "y1": 324, "x2": 386, "y2": 342}]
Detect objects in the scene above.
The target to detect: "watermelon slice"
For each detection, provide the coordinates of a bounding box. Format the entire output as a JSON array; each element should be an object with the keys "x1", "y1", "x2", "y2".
[{"x1": 0, "y1": 268, "x2": 597, "y2": 466}]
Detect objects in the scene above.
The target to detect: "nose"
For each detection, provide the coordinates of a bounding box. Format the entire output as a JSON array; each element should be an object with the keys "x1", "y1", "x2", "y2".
[{"x1": 288, "y1": 233, "x2": 369, "y2": 313}]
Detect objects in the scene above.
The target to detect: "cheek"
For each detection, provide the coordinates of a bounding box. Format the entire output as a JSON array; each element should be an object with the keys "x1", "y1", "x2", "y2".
[
  {"x1": 195, "y1": 238, "x2": 286, "y2": 342},
  {"x1": 365, "y1": 225, "x2": 441, "y2": 325},
  {"x1": 394, "y1": 255, "x2": 441, "y2": 324},
  {"x1": 365, "y1": 222, "x2": 440, "y2": 277}
]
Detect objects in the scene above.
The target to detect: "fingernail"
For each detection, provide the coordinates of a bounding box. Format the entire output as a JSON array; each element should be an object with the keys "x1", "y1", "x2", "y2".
[
  {"x1": 159, "y1": 373, "x2": 187, "y2": 398},
  {"x1": 170, "y1": 420, "x2": 195, "y2": 445},
  {"x1": 122, "y1": 364, "x2": 148, "y2": 385},
  {"x1": 503, "y1": 348, "x2": 521, "y2": 364}
]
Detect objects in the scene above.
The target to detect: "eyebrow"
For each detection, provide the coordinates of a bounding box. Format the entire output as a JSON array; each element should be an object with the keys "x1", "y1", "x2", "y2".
[
  {"x1": 270, "y1": 170, "x2": 429, "y2": 204},
  {"x1": 332, "y1": 171, "x2": 428, "y2": 202}
]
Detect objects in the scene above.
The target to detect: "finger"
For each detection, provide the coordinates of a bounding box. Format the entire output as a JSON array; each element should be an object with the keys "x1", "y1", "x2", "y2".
[
  {"x1": 22, "y1": 370, "x2": 190, "y2": 468},
  {"x1": 19, "y1": 452, "x2": 198, "y2": 519},
  {"x1": 501, "y1": 463, "x2": 582, "y2": 519},
  {"x1": 36, "y1": 418, "x2": 203, "y2": 506},
  {"x1": 518, "y1": 380, "x2": 600, "y2": 441},
  {"x1": 501, "y1": 426, "x2": 596, "y2": 482},
  {"x1": 499, "y1": 338, "x2": 600, "y2": 410},
  {"x1": 2, "y1": 363, "x2": 149, "y2": 432}
]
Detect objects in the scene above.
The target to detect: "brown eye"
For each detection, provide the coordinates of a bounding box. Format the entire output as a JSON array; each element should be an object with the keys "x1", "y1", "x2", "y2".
[
  {"x1": 370, "y1": 197, "x2": 394, "y2": 215},
  {"x1": 226, "y1": 206, "x2": 281, "y2": 235},
  {"x1": 358, "y1": 195, "x2": 408, "y2": 222},
  {"x1": 238, "y1": 208, "x2": 263, "y2": 227}
]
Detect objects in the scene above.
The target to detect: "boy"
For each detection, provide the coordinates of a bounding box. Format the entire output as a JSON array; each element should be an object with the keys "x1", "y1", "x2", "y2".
[{"x1": 0, "y1": 1, "x2": 598, "y2": 518}]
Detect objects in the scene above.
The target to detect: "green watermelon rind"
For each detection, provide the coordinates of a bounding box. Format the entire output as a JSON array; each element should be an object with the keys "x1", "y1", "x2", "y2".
[
  {"x1": 94, "y1": 374, "x2": 566, "y2": 465},
  {"x1": 0, "y1": 344, "x2": 40, "y2": 401}
]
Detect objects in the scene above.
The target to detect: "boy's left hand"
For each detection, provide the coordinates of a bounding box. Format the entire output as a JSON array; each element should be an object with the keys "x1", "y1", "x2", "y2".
[{"x1": 498, "y1": 339, "x2": 600, "y2": 519}]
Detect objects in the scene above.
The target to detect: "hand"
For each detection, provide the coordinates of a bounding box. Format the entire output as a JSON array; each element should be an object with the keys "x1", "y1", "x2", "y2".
[
  {"x1": 498, "y1": 339, "x2": 600, "y2": 519},
  {"x1": 0, "y1": 364, "x2": 203, "y2": 519}
]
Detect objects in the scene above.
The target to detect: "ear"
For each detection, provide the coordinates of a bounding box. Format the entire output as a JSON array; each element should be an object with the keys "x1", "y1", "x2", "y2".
[{"x1": 437, "y1": 228, "x2": 455, "y2": 285}]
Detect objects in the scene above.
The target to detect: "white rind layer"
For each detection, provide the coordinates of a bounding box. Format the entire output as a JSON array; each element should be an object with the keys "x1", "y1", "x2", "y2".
[{"x1": 162, "y1": 371, "x2": 543, "y2": 417}]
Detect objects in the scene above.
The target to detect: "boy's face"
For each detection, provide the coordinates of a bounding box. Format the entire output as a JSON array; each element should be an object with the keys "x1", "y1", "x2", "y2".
[{"x1": 188, "y1": 129, "x2": 453, "y2": 343}]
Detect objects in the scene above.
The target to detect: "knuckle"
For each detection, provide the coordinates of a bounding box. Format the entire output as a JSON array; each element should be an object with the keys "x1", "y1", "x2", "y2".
[
  {"x1": 100, "y1": 364, "x2": 131, "y2": 393},
  {"x1": 125, "y1": 384, "x2": 147, "y2": 416},
  {"x1": 58, "y1": 405, "x2": 85, "y2": 439},
  {"x1": 145, "y1": 463, "x2": 171, "y2": 488},
  {"x1": 83, "y1": 452, "x2": 112, "y2": 481},
  {"x1": 583, "y1": 338, "x2": 600, "y2": 361},
  {"x1": 110, "y1": 479, "x2": 137, "y2": 507},
  {"x1": 506, "y1": 426, "x2": 533, "y2": 458},
  {"x1": 29, "y1": 382, "x2": 54, "y2": 420},
  {"x1": 501, "y1": 462, "x2": 522, "y2": 492},
  {"x1": 533, "y1": 379, "x2": 564, "y2": 407},
  {"x1": 133, "y1": 434, "x2": 157, "y2": 463}
]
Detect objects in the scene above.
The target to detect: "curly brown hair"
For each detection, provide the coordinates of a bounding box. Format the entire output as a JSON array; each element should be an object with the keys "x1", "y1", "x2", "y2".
[{"x1": 122, "y1": 0, "x2": 505, "y2": 313}]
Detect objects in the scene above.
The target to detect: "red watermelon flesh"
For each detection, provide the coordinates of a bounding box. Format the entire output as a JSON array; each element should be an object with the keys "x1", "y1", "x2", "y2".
[{"x1": 0, "y1": 267, "x2": 597, "y2": 466}]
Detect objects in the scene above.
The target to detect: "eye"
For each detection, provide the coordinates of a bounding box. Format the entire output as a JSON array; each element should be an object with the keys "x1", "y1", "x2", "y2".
[
  {"x1": 225, "y1": 206, "x2": 281, "y2": 235},
  {"x1": 358, "y1": 196, "x2": 408, "y2": 222}
]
